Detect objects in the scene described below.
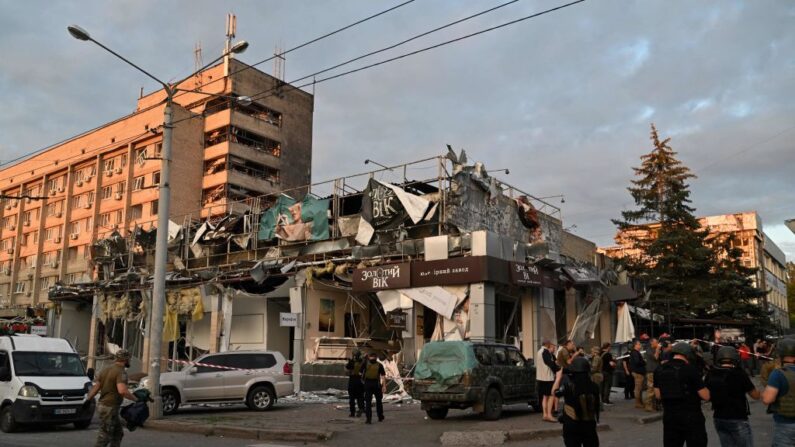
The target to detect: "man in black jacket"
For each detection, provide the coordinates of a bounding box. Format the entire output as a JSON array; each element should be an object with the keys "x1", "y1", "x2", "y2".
[
  {"x1": 600, "y1": 343, "x2": 615, "y2": 405},
  {"x1": 706, "y1": 346, "x2": 759, "y2": 446},
  {"x1": 629, "y1": 340, "x2": 646, "y2": 410}
]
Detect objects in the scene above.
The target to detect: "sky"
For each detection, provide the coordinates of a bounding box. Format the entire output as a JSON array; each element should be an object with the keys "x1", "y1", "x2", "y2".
[{"x1": 1, "y1": 0, "x2": 793, "y2": 259}]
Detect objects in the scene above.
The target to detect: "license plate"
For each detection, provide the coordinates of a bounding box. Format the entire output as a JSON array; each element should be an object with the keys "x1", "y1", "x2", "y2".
[{"x1": 54, "y1": 408, "x2": 77, "y2": 415}]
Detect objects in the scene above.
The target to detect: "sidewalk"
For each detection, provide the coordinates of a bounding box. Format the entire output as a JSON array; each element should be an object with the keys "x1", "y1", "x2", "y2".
[{"x1": 144, "y1": 388, "x2": 655, "y2": 444}]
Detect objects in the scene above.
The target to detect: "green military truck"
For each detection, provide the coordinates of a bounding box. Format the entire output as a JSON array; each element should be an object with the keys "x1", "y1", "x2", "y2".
[{"x1": 408, "y1": 341, "x2": 538, "y2": 420}]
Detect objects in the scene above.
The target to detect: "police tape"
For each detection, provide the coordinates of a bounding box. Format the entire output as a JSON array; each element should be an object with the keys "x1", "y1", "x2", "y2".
[
  {"x1": 693, "y1": 339, "x2": 775, "y2": 362},
  {"x1": 165, "y1": 358, "x2": 413, "y2": 381}
]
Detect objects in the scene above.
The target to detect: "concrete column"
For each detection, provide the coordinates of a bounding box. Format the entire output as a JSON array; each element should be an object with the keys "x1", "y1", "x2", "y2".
[
  {"x1": 469, "y1": 282, "x2": 495, "y2": 341},
  {"x1": 87, "y1": 292, "x2": 99, "y2": 369},
  {"x1": 520, "y1": 290, "x2": 535, "y2": 359},
  {"x1": 565, "y1": 288, "x2": 577, "y2": 336},
  {"x1": 207, "y1": 291, "x2": 223, "y2": 353},
  {"x1": 289, "y1": 286, "x2": 304, "y2": 393}
]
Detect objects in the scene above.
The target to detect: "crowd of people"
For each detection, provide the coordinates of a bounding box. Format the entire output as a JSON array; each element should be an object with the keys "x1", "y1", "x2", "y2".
[{"x1": 536, "y1": 334, "x2": 795, "y2": 447}]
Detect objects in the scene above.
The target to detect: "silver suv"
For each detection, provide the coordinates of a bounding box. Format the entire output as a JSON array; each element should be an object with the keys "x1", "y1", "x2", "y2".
[{"x1": 141, "y1": 350, "x2": 293, "y2": 415}]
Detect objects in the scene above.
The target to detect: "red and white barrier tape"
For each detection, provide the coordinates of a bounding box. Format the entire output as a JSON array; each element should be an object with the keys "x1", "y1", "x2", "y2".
[
  {"x1": 166, "y1": 358, "x2": 412, "y2": 381},
  {"x1": 693, "y1": 339, "x2": 775, "y2": 362}
]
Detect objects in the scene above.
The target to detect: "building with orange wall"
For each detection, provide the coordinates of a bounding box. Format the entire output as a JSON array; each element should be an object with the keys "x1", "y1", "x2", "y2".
[{"x1": 0, "y1": 58, "x2": 313, "y2": 311}]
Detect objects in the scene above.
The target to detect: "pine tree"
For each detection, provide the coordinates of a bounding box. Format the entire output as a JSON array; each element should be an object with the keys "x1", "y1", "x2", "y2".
[{"x1": 612, "y1": 124, "x2": 715, "y2": 321}]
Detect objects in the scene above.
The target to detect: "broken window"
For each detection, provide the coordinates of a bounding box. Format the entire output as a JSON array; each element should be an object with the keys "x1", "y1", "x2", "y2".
[
  {"x1": 150, "y1": 200, "x2": 159, "y2": 216},
  {"x1": 204, "y1": 94, "x2": 283, "y2": 127},
  {"x1": 152, "y1": 171, "x2": 161, "y2": 186},
  {"x1": 99, "y1": 213, "x2": 111, "y2": 228},
  {"x1": 228, "y1": 155, "x2": 280, "y2": 183},
  {"x1": 202, "y1": 185, "x2": 226, "y2": 205},
  {"x1": 133, "y1": 176, "x2": 145, "y2": 191},
  {"x1": 204, "y1": 157, "x2": 227, "y2": 175},
  {"x1": 204, "y1": 126, "x2": 281, "y2": 157}
]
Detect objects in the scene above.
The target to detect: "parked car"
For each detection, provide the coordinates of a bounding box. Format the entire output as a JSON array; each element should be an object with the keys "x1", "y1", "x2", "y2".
[
  {"x1": 408, "y1": 341, "x2": 538, "y2": 421},
  {"x1": 140, "y1": 350, "x2": 293, "y2": 415},
  {"x1": 0, "y1": 335, "x2": 95, "y2": 433}
]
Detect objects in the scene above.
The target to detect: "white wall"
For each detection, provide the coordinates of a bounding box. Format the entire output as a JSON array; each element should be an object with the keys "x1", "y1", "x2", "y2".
[{"x1": 56, "y1": 301, "x2": 91, "y2": 355}]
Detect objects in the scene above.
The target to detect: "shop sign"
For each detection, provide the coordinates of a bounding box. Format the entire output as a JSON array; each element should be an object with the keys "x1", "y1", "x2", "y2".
[
  {"x1": 352, "y1": 263, "x2": 411, "y2": 291},
  {"x1": 412, "y1": 257, "x2": 488, "y2": 287},
  {"x1": 279, "y1": 313, "x2": 298, "y2": 327},
  {"x1": 29, "y1": 325, "x2": 47, "y2": 336},
  {"x1": 386, "y1": 310, "x2": 407, "y2": 330},
  {"x1": 509, "y1": 262, "x2": 543, "y2": 286}
]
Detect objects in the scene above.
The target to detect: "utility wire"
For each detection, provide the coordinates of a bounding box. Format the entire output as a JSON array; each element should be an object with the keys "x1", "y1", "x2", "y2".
[
  {"x1": 0, "y1": 1, "x2": 417, "y2": 172},
  {"x1": 173, "y1": 0, "x2": 586, "y2": 127},
  {"x1": 172, "y1": 0, "x2": 418, "y2": 100}
]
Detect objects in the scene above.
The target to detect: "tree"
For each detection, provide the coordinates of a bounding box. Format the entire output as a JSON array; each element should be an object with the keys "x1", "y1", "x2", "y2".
[{"x1": 612, "y1": 124, "x2": 715, "y2": 321}]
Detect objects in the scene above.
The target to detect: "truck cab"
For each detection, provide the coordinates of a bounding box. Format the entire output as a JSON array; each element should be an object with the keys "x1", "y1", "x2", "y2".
[{"x1": 0, "y1": 334, "x2": 95, "y2": 432}]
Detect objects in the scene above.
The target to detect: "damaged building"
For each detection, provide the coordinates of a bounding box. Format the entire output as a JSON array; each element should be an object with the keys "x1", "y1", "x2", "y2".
[{"x1": 47, "y1": 147, "x2": 618, "y2": 391}]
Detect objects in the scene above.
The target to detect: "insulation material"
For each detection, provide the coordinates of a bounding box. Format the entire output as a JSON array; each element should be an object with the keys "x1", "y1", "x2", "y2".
[
  {"x1": 337, "y1": 214, "x2": 362, "y2": 237},
  {"x1": 615, "y1": 302, "x2": 635, "y2": 344},
  {"x1": 431, "y1": 298, "x2": 469, "y2": 341},
  {"x1": 414, "y1": 341, "x2": 478, "y2": 392},
  {"x1": 397, "y1": 286, "x2": 466, "y2": 320},
  {"x1": 568, "y1": 297, "x2": 602, "y2": 346},
  {"x1": 376, "y1": 289, "x2": 414, "y2": 313}
]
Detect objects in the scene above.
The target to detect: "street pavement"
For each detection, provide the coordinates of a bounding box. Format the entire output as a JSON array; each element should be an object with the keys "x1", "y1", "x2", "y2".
[{"x1": 0, "y1": 388, "x2": 777, "y2": 446}]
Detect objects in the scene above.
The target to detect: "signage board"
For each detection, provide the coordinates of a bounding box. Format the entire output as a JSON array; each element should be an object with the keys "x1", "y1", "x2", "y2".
[
  {"x1": 352, "y1": 263, "x2": 411, "y2": 291},
  {"x1": 509, "y1": 262, "x2": 543, "y2": 286},
  {"x1": 386, "y1": 310, "x2": 407, "y2": 330},
  {"x1": 279, "y1": 313, "x2": 298, "y2": 327},
  {"x1": 412, "y1": 256, "x2": 488, "y2": 287},
  {"x1": 29, "y1": 325, "x2": 47, "y2": 336}
]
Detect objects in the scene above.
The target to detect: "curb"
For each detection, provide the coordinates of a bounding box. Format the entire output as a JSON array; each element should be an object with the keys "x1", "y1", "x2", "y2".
[
  {"x1": 145, "y1": 420, "x2": 334, "y2": 442},
  {"x1": 507, "y1": 423, "x2": 611, "y2": 442}
]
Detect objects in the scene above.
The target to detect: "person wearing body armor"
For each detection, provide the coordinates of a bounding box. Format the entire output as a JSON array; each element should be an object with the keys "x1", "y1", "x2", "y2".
[
  {"x1": 86, "y1": 350, "x2": 138, "y2": 447},
  {"x1": 762, "y1": 337, "x2": 795, "y2": 447},
  {"x1": 600, "y1": 343, "x2": 616, "y2": 405},
  {"x1": 705, "y1": 346, "x2": 760, "y2": 447},
  {"x1": 644, "y1": 338, "x2": 660, "y2": 412},
  {"x1": 558, "y1": 357, "x2": 600, "y2": 447},
  {"x1": 359, "y1": 352, "x2": 386, "y2": 424},
  {"x1": 654, "y1": 342, "x2": 711, "y2": 447},
  {"x1": 345, "y1": 350, "x2": 365, "y2": 417},
  {"x1": 629, "y1": 340, "x2": 647, "y2": 410}
]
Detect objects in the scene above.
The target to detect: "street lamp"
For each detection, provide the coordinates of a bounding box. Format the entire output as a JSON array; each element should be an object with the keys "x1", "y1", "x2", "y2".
[{"x1": 68, "y1": 24, "x2": 247, "y2": 419}]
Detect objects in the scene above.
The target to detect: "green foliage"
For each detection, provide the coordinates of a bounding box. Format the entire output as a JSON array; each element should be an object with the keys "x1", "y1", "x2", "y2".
[{"x1": 613, "y1": 124, "x2": 769, "y2": 328}]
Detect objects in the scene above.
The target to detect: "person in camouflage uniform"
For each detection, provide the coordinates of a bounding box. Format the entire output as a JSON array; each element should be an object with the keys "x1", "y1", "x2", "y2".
[{"x1": 86, "y1": 350, "x2": 138, "y2": 447}]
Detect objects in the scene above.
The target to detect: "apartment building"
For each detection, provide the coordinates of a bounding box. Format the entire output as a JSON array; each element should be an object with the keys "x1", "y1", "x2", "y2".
[
  {"x1": 0, "y1": 58, "x2": 313, "y2": 308},
  {"x1": 601, "y1": 211, "x2": 789, "y2": 328}
]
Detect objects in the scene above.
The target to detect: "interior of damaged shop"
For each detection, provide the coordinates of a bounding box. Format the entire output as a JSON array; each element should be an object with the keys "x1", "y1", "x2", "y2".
[{"x1": 47, "y1": 150, "x2": 620, "y2": 389}]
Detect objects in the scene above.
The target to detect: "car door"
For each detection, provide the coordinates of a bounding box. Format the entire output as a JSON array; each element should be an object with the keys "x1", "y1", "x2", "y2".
[
  {"x1": 221, "y1": 354, "x2": 259, "y2": 400},
  {"x1": 182, "y1": 354, "x2": 230, "y2": 402},
  {"x1": 0, "y1": 351, "x2": 12, "y2": 402},
  {"x1": 491, "y1": 347, "x2": 514, "y2": 399},
  {"x1": 507, "y1": 348, "x2": 533, "y2": 400}
]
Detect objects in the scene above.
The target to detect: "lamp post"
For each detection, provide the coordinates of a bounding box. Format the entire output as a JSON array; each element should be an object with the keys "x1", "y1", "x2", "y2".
[{"x1": 68, "y1": 25, "x2": 248, "y2": 418}]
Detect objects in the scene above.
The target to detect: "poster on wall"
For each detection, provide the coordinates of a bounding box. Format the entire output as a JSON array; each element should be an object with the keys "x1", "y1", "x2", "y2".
[{"x1": 319, "y1": 298, "x2": 335, "y2": 332}]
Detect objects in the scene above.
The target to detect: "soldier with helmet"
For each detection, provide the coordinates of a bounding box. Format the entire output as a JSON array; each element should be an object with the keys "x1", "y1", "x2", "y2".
[
  {"x1": 557, "y1": 356, "x2": 600, "y2": 447},
  {"x1": 705, "y1": 345, "x2": 760, "y2": 446},
  {"x1": 761, "y1": 336, "x2": 795, "y2": 446},
  {"x1": 86, "y1": 349, "x2": 138, "y2": 447},
  {"x1": 345, "y1": 349, "x2": 365, "y2": 417},
  {"x1": 653, "y1": 342, "x2": 711, "y2": 447}
]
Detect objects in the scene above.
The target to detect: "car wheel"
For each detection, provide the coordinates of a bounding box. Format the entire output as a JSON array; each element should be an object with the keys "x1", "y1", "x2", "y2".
[
  {"x1": 73, "y1": 419, "x2": 92, "y2": 430},
  {"x1": 0, "y1": 406, "x2": 18, "y2": 433},
  {"x1": 426, "y1": 407, "x2": 449, "y2": 420},
  {"x1": 482, "y1": 387, "x2": 503, "y2": 421},
  {"x1": 247, "y1": 385, "x2": 275, "y2": 411},
  {"x1": 162, "y1": 389, "x2": 180, "y2": 415}
]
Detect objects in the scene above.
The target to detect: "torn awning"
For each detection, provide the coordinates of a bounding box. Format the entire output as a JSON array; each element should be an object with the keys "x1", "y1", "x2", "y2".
[
  {"x1": 378, "y1": 285, "x2": 467, "y2": 319},
  {"x1": 356, "y1": 179, "x2": 431, "y2": 245},
  {"x1": 562, "y1": 266, "x2": 601, "y2": 284}
]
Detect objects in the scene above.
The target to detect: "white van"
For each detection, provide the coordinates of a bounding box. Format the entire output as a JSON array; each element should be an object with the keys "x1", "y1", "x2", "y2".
[{"x1": 0, "y1": 334, "x2": 95, "y2": 432}]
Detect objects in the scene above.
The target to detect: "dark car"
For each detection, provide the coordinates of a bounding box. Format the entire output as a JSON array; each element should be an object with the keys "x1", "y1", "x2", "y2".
[{"x1": 408, "y1": 341, "x2": 537, "y2": 421}]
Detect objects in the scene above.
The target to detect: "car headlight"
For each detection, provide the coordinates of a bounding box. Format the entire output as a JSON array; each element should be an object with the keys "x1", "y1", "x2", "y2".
[{"x1": 19, "y1": 385, "x2": 40, "y2": 398}]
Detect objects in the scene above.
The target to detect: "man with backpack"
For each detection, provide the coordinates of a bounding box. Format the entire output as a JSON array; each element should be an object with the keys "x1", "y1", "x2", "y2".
[
  {"x1": 705, "y1": 346, "x2": 760, "y2": 447},
  {"x1": 762, "y1": 337, "x2": 795, "y2": 446},
  {"x1": 654, "y1": 342, "x2": 711, "y2": 447}
]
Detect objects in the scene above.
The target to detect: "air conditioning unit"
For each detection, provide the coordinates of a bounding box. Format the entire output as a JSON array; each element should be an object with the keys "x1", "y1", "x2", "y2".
[
  {"x1": 49, "y1": 189, "x2": 57, "y2": 196},
  {"x1": 5, "y1": 248, "x2": 13, "y2": 255},
  {"x1": 9, "y1": 225, "x2": 15, "y2": 231},
  {"x1": 114, "y1": 168, "x2": 123, "y2": 174},
  {"x1": 55, "y1": 212, "x2": 62, "y2": 218},
  {"x1": 50, "y1": 261, "x2": 59, "y2": 268},
  {"x1": 53, "y1": 236, "x2": 61, "y2": 244},
  {"x1": 114, "y1": 192, "x2": 123, "y2": 200},
  {"x1": 23, "y1": 221, "x2": 30, "y2": 227},
  {"x1": 4, "y1": 205, "x2": 10, "y2": 210},
  {"x1": 25, "y1": 291, "x2": 31, "y2": 297},
  {"x1": 30, "y1": 265, "x2": 36, "y2": 270},
  {"x1": 26, "y1": 272, "x2": 33, "y2": 279},
  {"x1": 26, "y1": 198, "x2": 32, "y2": 204},
  {"x1": 70, "y1": 234, "x2": 78, "y2": 240},
  {"x1": 57, "y1": 186, "x2": 65, "y2": 193},
  {"x1": 84, "y1": 203, "x2": 92, "y2": 209},
  {"x1": 76, "y1": 180, "x2": 83, "y2": 187},
  {"x1": 1, "y1": 268, "x2": 9, "y2": 275},
  {"x1": 105, "y1": 170, "x2": 113, "y2": 177}
]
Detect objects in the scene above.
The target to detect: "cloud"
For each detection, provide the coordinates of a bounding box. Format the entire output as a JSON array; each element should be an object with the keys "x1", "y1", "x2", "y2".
[{"x1": 1, "y1": 0, "x2": 793, "y2": 258}]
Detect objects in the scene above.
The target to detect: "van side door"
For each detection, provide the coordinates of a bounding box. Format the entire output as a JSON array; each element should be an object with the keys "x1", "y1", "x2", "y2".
[{"x1": 0, "y1": 351, "x2": 12, "y2": 401}]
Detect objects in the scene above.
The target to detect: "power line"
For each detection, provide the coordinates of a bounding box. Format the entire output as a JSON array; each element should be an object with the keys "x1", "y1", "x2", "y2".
[
  {"x1": 0, "y1": 1, "x2": 417, "y2": 172},
  {"x1": 174, "y1": 0, "x2": 586, "y2": 126},
  {"x1": 172, "y1": 0, "x2": 418, "y2": 100}
]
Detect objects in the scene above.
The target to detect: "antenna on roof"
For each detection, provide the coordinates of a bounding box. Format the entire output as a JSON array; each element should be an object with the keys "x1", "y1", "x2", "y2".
[
  {"x1": 194, "y1": 41, "x2": 203, "y2": 87},
  {"x1": 274, "y1": 43, "x2": 285, "y2": 81},
  {"x1": 224, "y1": 13, "x2": 237, "y2": 56}
]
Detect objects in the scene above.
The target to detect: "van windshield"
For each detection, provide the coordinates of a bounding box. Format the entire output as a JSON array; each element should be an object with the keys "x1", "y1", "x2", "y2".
[{"x1": 12, "y1": 352, "x2": 86, "y2": 377}]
